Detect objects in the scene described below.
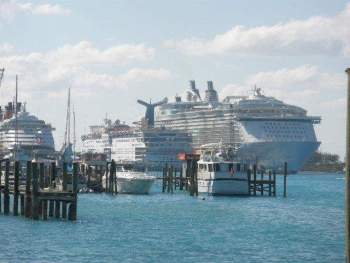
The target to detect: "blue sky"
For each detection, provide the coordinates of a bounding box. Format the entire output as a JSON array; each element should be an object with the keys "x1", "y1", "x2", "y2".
[{"x1": 0, "y1": 0, "x2": 349, "y2": 157}]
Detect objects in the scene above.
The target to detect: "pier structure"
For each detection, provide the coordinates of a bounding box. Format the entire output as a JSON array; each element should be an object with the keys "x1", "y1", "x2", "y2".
[
  {"x1": 80, "y1": 159, "x2": 118, "y2": 194},
  {"x1": 161, "y1": 157, "x2": 287, "y2": 197},
  {"x1": 80, "y1": 160, "x2": 106, "y2": 192},
  {"x1": 0, "y1": 160, "x2": 78, "y2": 221}
]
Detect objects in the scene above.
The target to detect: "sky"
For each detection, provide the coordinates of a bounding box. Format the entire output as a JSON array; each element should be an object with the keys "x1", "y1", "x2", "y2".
[{"x1": 0, "y1": 0, "x2": 349, "y2": 157}]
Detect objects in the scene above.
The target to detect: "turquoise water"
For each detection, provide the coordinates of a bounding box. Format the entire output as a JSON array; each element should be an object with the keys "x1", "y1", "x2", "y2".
[{"x1": 0, "y1": 173, "x2": 345, "y2": 263}]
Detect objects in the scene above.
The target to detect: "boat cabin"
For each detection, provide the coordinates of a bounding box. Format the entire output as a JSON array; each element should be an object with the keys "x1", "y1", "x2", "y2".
[{"x1": 198, "y1": 161, "x2": 246, "y2": 175}]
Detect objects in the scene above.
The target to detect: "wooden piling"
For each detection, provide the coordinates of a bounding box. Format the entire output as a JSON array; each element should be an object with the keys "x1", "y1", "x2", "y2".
[
  {"x1": 194, "y1": 160, "x2": 198, "y2": 196},
  {"x1": 55, "y1": 201, "x2": 60, "y2": 219},
  {"x1": 25, "y1": 161, "x2": 32, "y2": 218},
  {"x1": 273, "y1": 170, "x2": 276, "y2": 197},
  {"x1": 20, "y1": 194, "x2": 25, "y2": 216},
  {"x1": 188, "y1": 160, "x2": 198, "y2": 196},
  {"x1": 38, "y1": 163, "x2": 45, "y2": 216},
  {"x1": 162, "y1": 164, "x2": 168, "y2": 193},
  {"x1": 253, "y1": 164, "x2": 257, "y2": 196},
  {"x1": 68, "y1": 163, "x2": 78, "y2": 221},
  {"x1": 13, "y1": 161, "x2": 20, "y2": 216},
  {"x1": 31, "y1": 162, "x2": 39, "y2": 220},
  {"x1": 260, "y1": 170, "x2": 264, "y2": 196},
  {"x1": 184, "y1": 162, "x2": 189, "y2": 191},
  {"x1": 48, "y1": 162, "x2": 56, "y2": 217},
  {"x1": 247, "y1": 169, "x2": 251, "y2": 195},
  {"x1": 179, "y1": 167, "x2": 184, "y2": 190},
  {"x1": 87, "y1": 165, "x2": 91, "y2": 188},
  {"x1": 4, "y1": 160, "x2": 10, "y2": 215},
  {"x1": 170, "y1": 166, "x2": 174, "y2": 194},
  {"x1": 39, "y1": 163, "x2": 45, "y2": 188},
  {"x1": 99, "y1": 165, "x2": 103, "y2": 190},
  {"x1": 61, "y1": 162, "x2": 68, "y2": 219},
  {"x1": 283, "y1": 162, "x2": 287, "y2": 198},
  {"x1": 50, "y1": 162, "x2": 56, "y2": 187},
  {"x1": 42, "y1": 198, "x2": 48, "y2": 220},
  {"x1": 189, "y1": 160, "x2": 194, "y2": 196},
  {"x1": 105, "y1": 163, "x2": 109, "y2": 192},
  {"x1": 268, "y1": 170, "x2": 272, "y2": 196},
  {"x1": 110, "y1": 160, "x2": 116, "y2": 194}
]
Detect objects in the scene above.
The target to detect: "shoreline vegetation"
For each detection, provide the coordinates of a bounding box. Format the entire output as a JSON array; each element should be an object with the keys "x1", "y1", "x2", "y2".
[{"x1": 301, "y1": 151, "x2": 345, "y2": 173}]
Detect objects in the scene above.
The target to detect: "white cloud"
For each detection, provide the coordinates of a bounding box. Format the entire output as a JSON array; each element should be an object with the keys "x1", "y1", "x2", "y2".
[
  {"x1": 30, "y1": 3, "x2": 70, "y2": 15},
  {"x1": 0, "y1": 1, "x2": 70, "y2": 21},
  {"x1": 70, "y1": 68, "x2": 172, "y2": 94},
  {"x1": 0, "y1": 41, "x2": 169, "y2": 99},
  {"x1": 220, "y1": 65, "x2": 344, "y2": 108},
  {"x1": 0, "y1": 43, "x2": 14, "y2": 54},
  {"x1": 165, "y1": 3, "x2": 350, "y2": 56}
]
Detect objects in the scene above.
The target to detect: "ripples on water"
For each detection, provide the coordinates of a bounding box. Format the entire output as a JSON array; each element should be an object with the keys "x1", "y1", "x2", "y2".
[{"x1": 0, "y1": 173, "x2": 345, "y2": 263}]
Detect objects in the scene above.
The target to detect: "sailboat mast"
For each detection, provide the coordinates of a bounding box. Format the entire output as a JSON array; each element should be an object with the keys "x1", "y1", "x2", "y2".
[
  {"x1": 64, "y1": 88, "x2": 71, "y2": 147},
  {"x1": 73, "y1": 104, "x2": 76, "y2": 160}
]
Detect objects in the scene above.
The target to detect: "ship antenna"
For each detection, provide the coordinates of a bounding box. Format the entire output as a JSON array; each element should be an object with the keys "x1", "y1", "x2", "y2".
[{"x1": 64, "y1": 87, "x2": 71, "y2": 148}]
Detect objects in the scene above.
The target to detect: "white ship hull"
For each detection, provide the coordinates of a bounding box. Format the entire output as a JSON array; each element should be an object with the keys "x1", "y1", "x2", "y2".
[
  {"x1": 116, "y1": 176, "x2": 155, "y2": 194},
  {"x1": 156, "y1": 83, "x2": 321, "y2": 173},
  {"x1": 115, "y1": 171, "x2": 156, "y2": 194},
  {"x1": 237, "y1": 141, "x2": 320, "y2": 173},
  {"x1": 198, "y1": 171, "x2": 249, "y2": 195}
]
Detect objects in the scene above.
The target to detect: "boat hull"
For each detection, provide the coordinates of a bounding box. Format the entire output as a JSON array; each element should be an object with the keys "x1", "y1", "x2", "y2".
[
  {"x1": 237, "y1": 141, "x2": 320, "y2": 173},
  {"x1": 116, "y1": 177, "x2": 155, "y2": 194},
  {"x1": 197, "y1": 171, "x2": 249, "y2": 196}
]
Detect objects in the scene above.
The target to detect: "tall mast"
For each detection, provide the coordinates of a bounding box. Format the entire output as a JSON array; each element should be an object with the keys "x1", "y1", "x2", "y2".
[
  {"x1": 0, "y1": 68, "x2": 4, "y2": 89},
  {"x1": 73, "y1": 104, "x2": 76, "y2": 160},
  {"x1": 64, "y1": 88, "x2": 71, "y2": 147}
]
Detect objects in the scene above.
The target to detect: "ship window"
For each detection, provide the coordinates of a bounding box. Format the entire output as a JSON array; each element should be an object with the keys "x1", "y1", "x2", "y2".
[
  {"x1": 208, "y1": 164, "x2": 213, "y2": 172},
  {"x1": 199, "y1": 164, "x2": 205, "y2": 171},
  {"x1": 214, "y1": 163, "x2": 220, "y2": 172},
  {"x1": 236, "y1": 163, "x2": 241, "y2": 172}
]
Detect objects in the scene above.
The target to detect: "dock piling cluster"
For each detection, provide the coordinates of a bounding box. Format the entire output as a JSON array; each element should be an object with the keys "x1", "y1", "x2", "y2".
[
  {"x1": 248, "y1": 164, "x2": 277, "y2": 197},
  {"x1": 162, "y1": 160, "x2": 287, "y2": 197},
  {"x1": 162, "y1": 160, "x2": 198, "y2": 196},
  {"x1": 0, "y1": 160, "x2": 78, "y2": 221},
  {"x1": 80, "y1": 160, "x2": 118, "y2": 194}
]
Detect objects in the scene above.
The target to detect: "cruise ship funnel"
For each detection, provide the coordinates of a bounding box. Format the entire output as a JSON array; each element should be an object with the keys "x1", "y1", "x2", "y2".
[{"x1": 137, "y1": 98, "x2": 167, "y2": 128}]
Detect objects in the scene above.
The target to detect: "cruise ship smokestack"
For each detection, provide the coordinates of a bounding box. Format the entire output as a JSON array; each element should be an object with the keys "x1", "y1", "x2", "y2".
[
  {"x1": 189, "y1": 80, "x2": 202, "y2": 101},
  {"x1": 205, "y1": 81, "x2": 219, "y2": 104},
  {"x1": 190, "y1": 80, "x2": 196, "y2": 90},
  {"x1": 207, "y1": 81, "x2": 214, "y2": 90}
]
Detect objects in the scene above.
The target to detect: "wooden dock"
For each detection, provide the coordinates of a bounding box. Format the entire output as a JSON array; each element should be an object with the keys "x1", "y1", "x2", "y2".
[
  {"x1": 161, "y1": 161, "x2": 288, "y2": 197},
  {"x1": 0, "y1": 160, "x2": 78, "y2": 221},
  {"x1": 79, "y1": 160, "x2": 117, "y2": 194}
]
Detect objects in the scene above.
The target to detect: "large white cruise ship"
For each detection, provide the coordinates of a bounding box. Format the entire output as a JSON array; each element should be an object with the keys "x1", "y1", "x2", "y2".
[
  {"x1": 81, "y1": 119, "x2": 192, "y2": 168},
  {"x1": 155, "y1": 81, "x2": 321, "y2": 172},
  {"x1": 0, "y1": 102, "x2": 56, "y2": 159}
]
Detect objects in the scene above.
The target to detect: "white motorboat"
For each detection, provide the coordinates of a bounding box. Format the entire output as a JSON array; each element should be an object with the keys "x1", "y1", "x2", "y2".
[
  {"x1": 197, "y1": 143, "x2": 249, "y2": 196},
  {"x1": 103, "y1": 166, "x2": 156, "y2": 194},
  {"x1": 116, "y1": 169, "x2": 156, "y2": 194}
]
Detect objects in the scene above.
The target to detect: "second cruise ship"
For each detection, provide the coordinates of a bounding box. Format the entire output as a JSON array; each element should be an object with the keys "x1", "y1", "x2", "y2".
[{"x1": 155, "y1": 81, "x2": 321, "y2": 172}]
